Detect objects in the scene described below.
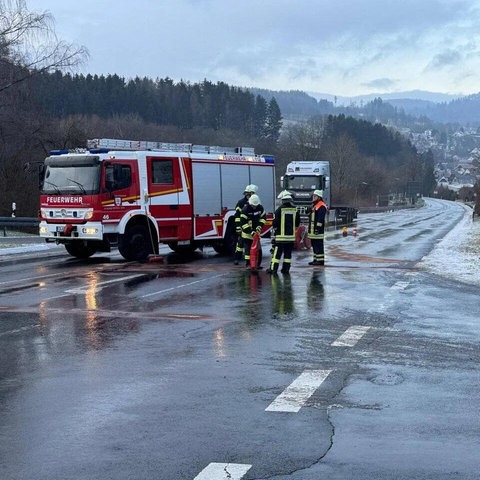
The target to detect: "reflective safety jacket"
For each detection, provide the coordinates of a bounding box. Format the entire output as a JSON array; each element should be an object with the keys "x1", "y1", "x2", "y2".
[
  {"x1": 272, "y1": 201, "x2": 300, "y2": 242},
  {"x1": 240, "y1": 203, "x2": 266, "y2": 240},
  {"x1": 307, "y1": 199, "x2": 327, "y2": 239},
  {"x1": 234, "y1": 196, "x2": 249, "y2": 232}
]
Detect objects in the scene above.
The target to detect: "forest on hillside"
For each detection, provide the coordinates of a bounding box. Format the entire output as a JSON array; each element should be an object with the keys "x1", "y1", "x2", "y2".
[
  {"x1": 32, "y1": 73, "x2": 283, "y2": 141},
  {"x1": 0, "y1": 1, "x2": 435, "y2": 217},
  {"x1": 251, "y1": 86, "x2": 480, "y2": 128}
]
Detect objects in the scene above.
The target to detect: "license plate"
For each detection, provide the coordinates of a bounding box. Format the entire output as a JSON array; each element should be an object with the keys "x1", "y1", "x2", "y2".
[{"x1": 56, "y1": 226, "x2": 64, "y2": 232}]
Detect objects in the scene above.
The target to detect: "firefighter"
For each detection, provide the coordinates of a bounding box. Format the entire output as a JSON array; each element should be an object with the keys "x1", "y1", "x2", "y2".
[
  {"x1": 267, "y1": 190, "x2": 300, "y2": 275},
  {"x1": 307, "y1": 189, "x2": 327, "y2": 265},
  {"x1": 240, "y1": 193, "x2": 266, "y2": 269},
  {"x1": 233, "y1": 184, "x2": 257, "y2": 265}
]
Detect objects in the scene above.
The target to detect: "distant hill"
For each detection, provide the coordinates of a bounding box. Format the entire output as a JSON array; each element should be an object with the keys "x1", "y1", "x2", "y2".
[
  {"x1": 428, "y1": 93, "x2": 480, "y2": 124},
  {"x1": 247, "y1": 87, "x2": 332, "y2": 117},
  {"x1": 246, "y1": 87, "x2": 480, "y2": 126},
  {"x1": 307, "y1": 90, "x2": 463, "y2": 106},
  {"x1": 374, "y1": 93, "x2": 480, "y2": 124}
]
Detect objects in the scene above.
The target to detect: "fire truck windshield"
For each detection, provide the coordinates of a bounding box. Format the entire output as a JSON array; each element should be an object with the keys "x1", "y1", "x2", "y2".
[
  {"x1": 285, "y1": 175, "x2": 322, "y2": 191},
  {"x1": 41, "y1": 163, "x2": 101, "y2": 195}
]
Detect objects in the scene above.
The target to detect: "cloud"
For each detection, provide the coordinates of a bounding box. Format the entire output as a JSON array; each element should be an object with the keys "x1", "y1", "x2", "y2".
[
  {"x1": 26, "y1": 0, "x2": 480, "y2": 96},
  {"x1": 362, "y1": 78, "x2": 398, "y2": 90},
  {"x1": 426, "y1": 50, "x2": 463, "y2": 70}
]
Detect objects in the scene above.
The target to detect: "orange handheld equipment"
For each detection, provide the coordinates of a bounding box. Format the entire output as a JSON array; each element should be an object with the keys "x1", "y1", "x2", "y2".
[{"x1": 250, "y1": 233, "x2": 261, "y2": 271}]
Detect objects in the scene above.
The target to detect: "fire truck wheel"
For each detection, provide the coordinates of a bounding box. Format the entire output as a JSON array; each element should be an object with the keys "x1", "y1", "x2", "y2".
[
  {"x1": 212, "y1": 220, "x2": 236, "y2": 255},
  {"x1": 118, "y1": 225, "x2": 154, "y2": 262},
  {"x1": 212, "y1": 230, "x2": 236, "y2": 255},
  {"x1": 64, "y1": 242, "x2": 97, "y2": 259}
]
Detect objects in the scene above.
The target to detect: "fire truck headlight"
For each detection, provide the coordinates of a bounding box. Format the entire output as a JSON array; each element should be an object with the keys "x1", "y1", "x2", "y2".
[
  {"x1": 84, "y1": 211, "x2": 94, "y2": 220},
  {"x1": 82, "y1": 227, "x2": 98, "y2": 235},
  {"x1": 39, "y1": 226, "x2": 48, "y2": 234}
]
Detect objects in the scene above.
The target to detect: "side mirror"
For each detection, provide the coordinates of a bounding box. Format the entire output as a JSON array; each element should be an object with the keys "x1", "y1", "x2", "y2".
[{"x1": 38, "y1": 164, "x2": 45, "y2": 190}]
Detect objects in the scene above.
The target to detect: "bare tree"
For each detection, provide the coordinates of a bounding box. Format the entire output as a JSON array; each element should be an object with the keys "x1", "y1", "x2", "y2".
[
  {"x1": 276, "y1": 116, "x2": 326, "y2": 182},
  {"x1": 0, "y1": 0, "x2": 88, "y2": 93},
  {"x1": 324, "y1": 133, "x2": 362, "y2": 203},
  {"x1": 0, "y1": 1, "x2": 88, "y2": 215},
  {"x1": 279, "y1": 116, "x2": 325, "y2": 161},
  {"x1": 474, "y1": 182, "x2": 480, "y2": 216}
]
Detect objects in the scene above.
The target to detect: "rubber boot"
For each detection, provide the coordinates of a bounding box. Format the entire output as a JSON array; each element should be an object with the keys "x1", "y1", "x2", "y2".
[
  {"x1": 234, "y1": 252, "x2": 241, "y2": 265},
  {"x1": 266, "y1": 264, "x2": 278, "y2": 274},
  {"x1": 280, "y1": 264, "x2": 290, "y2": 274}
]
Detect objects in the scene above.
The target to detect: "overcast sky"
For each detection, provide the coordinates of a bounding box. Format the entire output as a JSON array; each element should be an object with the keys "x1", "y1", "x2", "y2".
[{"x1": 26, "y1": 0, "x2": 480, "y2": 98}]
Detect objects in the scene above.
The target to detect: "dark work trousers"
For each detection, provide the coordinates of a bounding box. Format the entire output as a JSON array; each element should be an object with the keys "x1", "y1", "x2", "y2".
[
  {"x1": 234, "y1": 234, "x2": 244, "y2": 261},
  {"x1": 310, "y1": 237, "x2": 325, "y2": 264},
  {"x1": 270, "y1": 242, "x2": 294, "y2": 273}
]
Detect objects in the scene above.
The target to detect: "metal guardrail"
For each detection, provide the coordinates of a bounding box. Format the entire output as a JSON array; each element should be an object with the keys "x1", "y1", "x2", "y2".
[
  {"x1": 0, "y1": 217, "x2": 39, "y2": 236},
  {"x1": 0, "y1": 216, "x2": 39, "y2": 227}
]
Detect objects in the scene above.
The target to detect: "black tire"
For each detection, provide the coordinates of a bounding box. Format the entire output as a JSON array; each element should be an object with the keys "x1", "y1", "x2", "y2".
[
  {"x1": 118, "y1": 225, "x2": 154, "y2": 262},
  {"x1": 212, "y1": 235, "x2": 236, "y2": 255},
  {"x1": 213, "y1": 221, "x2": 236, "y2": 255},
  {"x1": 65, "y1": 242, "x2": 97, "y2": 259},
  {"x1": 212, "y1": 242, "x2": 228, "y2": 254}
]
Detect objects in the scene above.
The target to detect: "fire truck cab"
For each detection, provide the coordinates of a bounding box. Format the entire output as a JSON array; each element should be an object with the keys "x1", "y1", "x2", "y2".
[{"x1": 39, "y1": 138, "x2": 276, "y2": 261}]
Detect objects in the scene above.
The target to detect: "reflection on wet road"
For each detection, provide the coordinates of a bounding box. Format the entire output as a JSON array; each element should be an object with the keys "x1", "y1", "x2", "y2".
[{"x1": 1, "y1": 198, "x2": 479, "y2": 480}]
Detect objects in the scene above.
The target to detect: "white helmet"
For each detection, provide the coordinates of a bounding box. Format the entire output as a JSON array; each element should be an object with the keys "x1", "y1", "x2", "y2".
[
  {"x1": 244, "y1": 184, "x2": 252, "y2": 194},
  {"x1": 313, "y1": 189, "x2": 324, "y2": 198},
  {"x1": 277, "y1": 190, "x2": 291, "y2": 200},
  {"x1": 248, "y1": 184, "x2": 258, "y2": 194},
  {"x1": 248, "y1": 194, "x2": 260, "y2": 206}
]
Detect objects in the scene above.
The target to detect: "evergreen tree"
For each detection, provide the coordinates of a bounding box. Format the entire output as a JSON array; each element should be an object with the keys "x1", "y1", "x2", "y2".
[
  {"x1": 28, "y1": 72, "x2": 269, "y2": 141},
  {"x1": 254, "y1": 95, "x2": 267, "y2": 137},
  {"x1": 421, "y1": 149, "x2": 436, "y2": 196},
  {"x1": 265, "y1": 97, "x2": 282, "y2": 142}
]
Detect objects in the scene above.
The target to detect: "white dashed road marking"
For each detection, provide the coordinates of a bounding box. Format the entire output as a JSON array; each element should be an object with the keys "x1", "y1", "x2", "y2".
[
  {"x1": 265, "y1": 369, "x2": 332, "y2": 413},
  {"x1": 331, "y1": 325, "x2": 371, "y2": 347},
  {"x1": 140, "y1": 274, "x2": 226, "y2": 298},
  {"x1": 0, "y1": 325, "x2": 37, "y2": 337},
  {"x1": 193, "y1": 463, "x2": 252, "y2": 479},
  {"x1": 368, "y1": 280, "x2": 411, "y2": 314},
  {"x1": 390, "y1": 281, "x2": 410, "y2": 291}
]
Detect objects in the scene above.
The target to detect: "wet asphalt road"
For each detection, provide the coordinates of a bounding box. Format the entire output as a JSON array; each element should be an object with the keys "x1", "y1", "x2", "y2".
[{"x1": 0, "y1": 199, "x2": 479, "y2": 480}]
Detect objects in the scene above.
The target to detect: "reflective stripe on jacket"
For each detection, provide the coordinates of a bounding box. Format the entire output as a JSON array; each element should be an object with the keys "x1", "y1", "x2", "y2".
[
  {"x1": 308, "y1": 200, "x2": 327, "y2": 239},
  {"x1": 234, "y1": 196, "x2": 249, "y2": 230},
  {"x1": 273, "y1": 204, "x2": 300, "y2": 242},
  {"x1": 240, "y1": 204, "x2": 266, "y2": 240}
]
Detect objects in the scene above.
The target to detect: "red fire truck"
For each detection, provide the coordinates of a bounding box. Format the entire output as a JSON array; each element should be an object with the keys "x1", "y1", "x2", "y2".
[{"x1": 39, "y1": 138, "x2": 276, "y2": 261}]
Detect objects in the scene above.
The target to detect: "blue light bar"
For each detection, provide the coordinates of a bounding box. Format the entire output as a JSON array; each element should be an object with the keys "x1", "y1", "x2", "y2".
[
  {"x1": 262, "y1": 155, "x2": 275, "y2": 164},
  {"x1": 89, "y1": 148, "x2": 110, "y2": 154},
  {"x1": 50, "y1": 149, "x2": 69, "y2": 155}
]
